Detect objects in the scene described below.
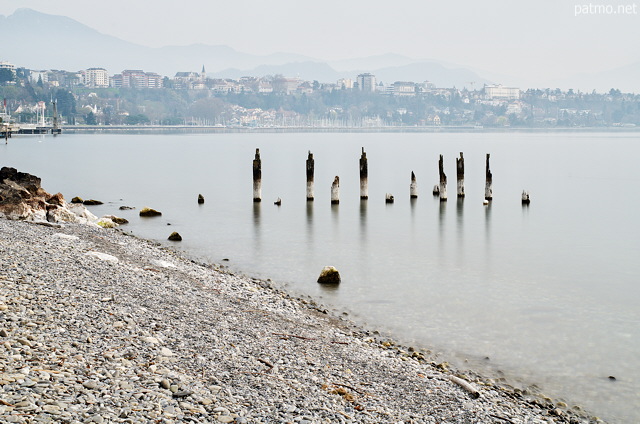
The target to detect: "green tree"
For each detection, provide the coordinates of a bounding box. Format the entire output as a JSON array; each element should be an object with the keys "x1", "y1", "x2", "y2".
[
  {"x1": 55, "y1": 89, "x2": 76, "y2": 117},
  {"x1": 85, "y1": 111, "x2": 97, "y2": 125},
  {"x1": 0, "y1": 69, "x2": 14, "y2": 84},
  {"x1": 125, "y1": 114, "x2": 150, "y2": 125}
]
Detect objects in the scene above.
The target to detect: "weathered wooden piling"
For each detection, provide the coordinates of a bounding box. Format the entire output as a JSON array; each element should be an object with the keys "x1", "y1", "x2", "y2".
[
  {"x1": 438, "y1": 154, "x2": 447, "y2": 201},
  {"x1": 385, "y1": 193, "x2": 395, "y2": 203},
  {"x1": 253, "y1": 148, "x2": 262, "y2": 202},
  {"x1": 306, "y1": 151, "x2": 314, "y2": 201},
  {"x1": 331, "y1": 176, "x2": 340, "y2": 204},
  {"x1": 410, "y1": 171, "x2": 418, "y2": 198},
  {"x1": 359, "y1": 147, "x2": 368, "y2": 200},
  {"x1": 456, "y1": 152, "x2": 465, "y2": 198},
  {"x1": 485, "y1": 153, "x2": 493, "y2": 201},
  {"x1": 432, "y1": 185, "x2": 440, "y2": 196},
  {"x1": 521, "y1": 190, "x2": 530, "y2": 205}
]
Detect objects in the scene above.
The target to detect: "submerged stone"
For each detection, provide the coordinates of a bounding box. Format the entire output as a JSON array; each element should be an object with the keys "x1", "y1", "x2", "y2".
[
  {"x1": 317, "y1": 266, "x2": 341, "y2": 284},
  {"x1": 168, "y1": 232, "x2": 182, "y2": 241},
  {"x1": 140, "y1": 207, "x2": 162, "y2": 217}
]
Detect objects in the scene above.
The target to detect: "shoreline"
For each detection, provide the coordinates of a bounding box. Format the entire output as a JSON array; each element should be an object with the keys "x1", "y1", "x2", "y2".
[
  {"x1": 0, "y1": 218, "x2": 602, "y2": 423},
  {"x1": 55, "y1": 125, "x2": 640, "y2": 135}
]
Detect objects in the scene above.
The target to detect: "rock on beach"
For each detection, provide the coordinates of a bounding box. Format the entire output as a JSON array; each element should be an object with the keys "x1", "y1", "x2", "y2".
[{"x1": 0, "y1": 216, "x2": 597, "y2": 424}]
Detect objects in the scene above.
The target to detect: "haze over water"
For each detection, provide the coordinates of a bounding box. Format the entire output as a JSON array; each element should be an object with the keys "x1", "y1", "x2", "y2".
[{"x1": 3, "y1": 131, "x2": 639, "y2": 422}]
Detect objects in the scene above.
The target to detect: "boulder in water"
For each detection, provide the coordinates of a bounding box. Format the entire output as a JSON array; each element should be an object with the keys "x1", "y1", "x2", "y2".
[
  {"x1": 168, "y1": 232, "x2": 182, "y2": 241},
  {"x1": 317, "y1": 266, "x2": 341, "y2": 284},
  {"x1": 139, "y1": 207, "x2": 162, "y2": 217}
]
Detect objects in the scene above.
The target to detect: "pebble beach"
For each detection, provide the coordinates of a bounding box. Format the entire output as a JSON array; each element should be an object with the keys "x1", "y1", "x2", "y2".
[{"x1": 0, "y1": 218, "x2": 601, "y2": 423}]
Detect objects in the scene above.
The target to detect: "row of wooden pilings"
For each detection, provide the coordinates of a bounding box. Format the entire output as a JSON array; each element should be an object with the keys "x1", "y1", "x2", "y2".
[{"x1": 252, "y1": 148, "x2": 500, "y2": 204}]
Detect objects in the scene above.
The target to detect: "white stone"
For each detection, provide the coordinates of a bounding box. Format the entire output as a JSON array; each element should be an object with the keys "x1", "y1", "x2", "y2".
[
  {"x1": 160, "y1": 347, "x2": 175, "y2": 357},
  {"x1": 53, "y1": 233, "x2": 79, "y2": 241},
  {"x1": 85, "y1": 251, "x2": 118, "y2": 262},
  {"x1": 153, "y1": 260, "x2": 176, "y2": 269}
]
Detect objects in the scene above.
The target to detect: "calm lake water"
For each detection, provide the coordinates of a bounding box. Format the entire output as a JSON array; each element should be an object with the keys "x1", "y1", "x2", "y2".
[{"x1": 3, "y1": 131, "x2": 639, "y2": 422}]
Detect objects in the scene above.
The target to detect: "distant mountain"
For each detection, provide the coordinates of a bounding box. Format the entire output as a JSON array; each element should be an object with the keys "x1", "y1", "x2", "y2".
[
  {"x1": 0, "y1": 8, "x2": 492, "y2": 88},
  {"x1": 549, "y1": 62, "x2": 640, "y2": 93},
  {"x1": 329, "y1": 54, "x2": 421, "y2": 72}
]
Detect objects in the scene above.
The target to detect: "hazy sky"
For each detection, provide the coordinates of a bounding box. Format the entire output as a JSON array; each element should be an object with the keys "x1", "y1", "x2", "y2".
[{"x1": 1, "y1": 0, "x2": 638, "y2": 84}]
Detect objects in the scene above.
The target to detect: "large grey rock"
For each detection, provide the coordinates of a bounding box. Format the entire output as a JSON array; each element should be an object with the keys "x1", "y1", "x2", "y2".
[{"x1": 317, "y1": 266, "x2": 341, "y2": 284}]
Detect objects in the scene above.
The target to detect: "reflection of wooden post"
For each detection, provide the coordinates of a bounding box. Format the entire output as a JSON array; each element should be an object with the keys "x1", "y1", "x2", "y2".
[
  {"x1": 253, "y1": 148, "x2": 262, "y2": 202},
  {"x1": 485, "y1": 153, "x2": 493, "y2": 201},
  {"x1": 456, "y1": 152, "x2": 465, "y2": 198},
  {"x1": 410, "y1": 171, "x2": 418, "y2": 198},
  {"x1": 306, "y1": 151, "x2": 314, "y2": 201},
  {"x1": 331, "y1": 176, "x2": 340, "y2": 204},
  {"x1": 359, "y1": 147, "x2": 368, "y2": 200},
  {"x1": 438, "y1": 154, "x2": 447, "y2": 201}
]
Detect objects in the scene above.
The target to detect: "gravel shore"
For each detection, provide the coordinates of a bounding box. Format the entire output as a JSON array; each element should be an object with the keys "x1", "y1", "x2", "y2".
[{"x1": 0, "y1": 219, "x2": 600, "y2": 423}]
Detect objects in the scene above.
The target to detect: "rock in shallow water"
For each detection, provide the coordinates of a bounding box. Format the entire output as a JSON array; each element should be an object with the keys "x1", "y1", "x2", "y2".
[
  {"x1": 140, "y1": 207, "x2": 162, "y2": 217},
  {"x1": 317, "y1": 266, "x2": 341, "y2": 284},
  {"x1": 168, "y1": 232, "x2": 182, "y2": 241}
]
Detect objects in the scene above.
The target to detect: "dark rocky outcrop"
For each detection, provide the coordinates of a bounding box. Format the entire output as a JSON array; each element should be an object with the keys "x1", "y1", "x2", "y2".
[
  {"x1": 71, "y1": 196, "x2": 84, "y2": 204},
  {"x1": 0, "y1": 167, "x2": 75, "y2": 222},
  {"x1": 83, "y1": 199, "x2": 104, "y2": 206},
  {"x1": 168, "y1": 232, "x2": 182, "y2": 241},
  {"x1": 139, "y1": 207, "x2": 162, "y2": 217},
  {"x1": 317, "y1": 266, "x2": 341, "y2": 284}
]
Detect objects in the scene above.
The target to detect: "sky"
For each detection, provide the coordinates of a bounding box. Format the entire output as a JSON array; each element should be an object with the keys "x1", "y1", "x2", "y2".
[{"x1": 1, "y1": 0, "x2": 639, "y2": 86}]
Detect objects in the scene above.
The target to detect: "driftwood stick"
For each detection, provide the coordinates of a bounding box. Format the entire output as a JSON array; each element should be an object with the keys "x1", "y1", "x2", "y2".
[
  {"x1": 410, "y1": 171, "x2": 418, "y2": 198},
  {"x1": 359, "y1": 147, "x2": 368, "y2": 199},
  {"x1": 306, "y1": 151, "x2": 314, "y2": 201},
  {"x1": 456, "y1": 152, "x2": 465, "y2": 197},
  {"x1": 332, "y1": 382, "x2": 366, "y2": 395},
  {"x1": 253, "y1": 148, "x2": 262, "y2": 202},
  {"x1": 272, "y1": 332, "x2": 316, "y2": 341},
  {"x1": 331, "y1": 176, "x2": 340, "y2": 204},
  {"x1": 257, "y1": 358, "x2": 274, "y2": 369},
  {"x1": 489, "y1": 414, "x2": 516, "y2": 424},
  {"x1": 438, "y1": 154, "x2": 447, "y2": 201},
  {"x1": 449, "y1": 375, "x2": 480, "y2": 399}
]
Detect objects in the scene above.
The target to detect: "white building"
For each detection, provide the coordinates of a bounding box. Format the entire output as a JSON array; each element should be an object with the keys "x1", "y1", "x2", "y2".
[
  {"x1": 356, "y1": 73, "x2": 376, "y2": 92},
  {"x1": 337, "y1": 78, "x2": 353, "y2": 89},
  {"x1": 84, "y1": 68, "x2": 109, "y2": 88},
  {"x1": 30, "y1": 70, "x2": 49, "y2": 84},
  {"x1": 484, "y1": 85, "x2": 520, "y2": 100},
  {"x1": 0, "y1": 61, "x2": 15, "y2": 74}
]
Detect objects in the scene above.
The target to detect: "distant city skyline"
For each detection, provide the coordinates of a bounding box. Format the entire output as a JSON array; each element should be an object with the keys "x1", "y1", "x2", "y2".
[{"x1": 1, "y1": 0, "x2": 639, "y2": 90}]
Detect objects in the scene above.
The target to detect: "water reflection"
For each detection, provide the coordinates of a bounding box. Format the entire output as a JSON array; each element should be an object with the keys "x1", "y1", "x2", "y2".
[
  {"x1": 252, "y1": 202, "x2": 261, "y2": 254},
  {"x1": 331, "y1": 203, "x2": 339, "y2": 239},
  {"x1": 306, "y1": 201, "x2": 314, "y2": 241},
  {"x1": 456, "y1": 197, "x2": 464, "y2": 245},
  {"x1": 484, "y1": 202, "x2": 492, "y2": 245},
  {"x1": 359, "y1": 199, "x2": 367, "y2": 243}
]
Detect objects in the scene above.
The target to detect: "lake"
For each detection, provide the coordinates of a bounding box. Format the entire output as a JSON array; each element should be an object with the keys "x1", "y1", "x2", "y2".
[{"x1": 3, "y1": 131, "x2": 639, "y2": 423}]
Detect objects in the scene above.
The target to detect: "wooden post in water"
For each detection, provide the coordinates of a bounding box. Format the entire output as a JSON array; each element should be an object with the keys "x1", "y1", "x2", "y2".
[
  {"x1": 331, "y1": 176, "x2": 340, "y2": 204},
  {"x1": 438, "y1": 154, "x2": 447, "y2": 201},
  {"x1": 359, "y1": 147, "x2": 368, "y2": 200},
  {"x1": 410, "y1": 171, "x2": 418, "y2": 198},
  {"x1": 306, "y1": 151, "x2": 314, "y2": 201},
  {"x1": 456, "y1": 152, "x2": 465, "y2": 198},
  {"x1": 253, "y1": 148, "x2": 262, "y2": 202},
  {"x1": 485, "y1": 153, "x2": 493, "y2": 201}
]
